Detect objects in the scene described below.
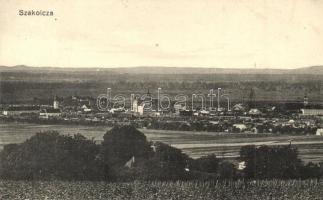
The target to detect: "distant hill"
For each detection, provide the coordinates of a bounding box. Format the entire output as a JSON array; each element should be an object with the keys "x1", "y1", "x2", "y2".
[
  {"x1": 288, "y1": 66, "x2": 323, "y2": 75},
  {"x1": 1, "y1": 65, "x2": 323, "y2": 75}
]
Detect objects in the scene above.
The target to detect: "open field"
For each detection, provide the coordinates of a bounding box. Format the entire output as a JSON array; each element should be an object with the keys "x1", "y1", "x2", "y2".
[
  {"x1": 1, "y1": 122, "x2": 323, "y2": 163},
  {"x1": 1, "y1": 180, "x2": 322, "y2": 200},
  {"x1": 2, "y1": 66, "x2": 323, "y2": 104}
]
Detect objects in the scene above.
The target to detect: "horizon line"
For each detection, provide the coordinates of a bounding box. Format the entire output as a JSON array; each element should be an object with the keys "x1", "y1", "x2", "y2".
[{"x1": 1, "y1": 64, "x2": 323, "y2": 70}]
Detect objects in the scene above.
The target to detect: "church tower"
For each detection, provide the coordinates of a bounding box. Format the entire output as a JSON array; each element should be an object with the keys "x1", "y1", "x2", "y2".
[
  {"x1": 53, "y1": 95, "x2": 59, "y2": 109},
  {"x1": 304, "y1": 95, "x2": 308, "y2": 107}
]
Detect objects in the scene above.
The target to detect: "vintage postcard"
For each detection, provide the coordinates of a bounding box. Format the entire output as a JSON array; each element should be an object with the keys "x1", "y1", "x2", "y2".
[{"x1": 1, "y1": 0, "x2": 323, "y2": 199}]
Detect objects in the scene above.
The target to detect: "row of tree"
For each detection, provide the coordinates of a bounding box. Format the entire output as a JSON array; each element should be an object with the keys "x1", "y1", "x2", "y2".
[
  {"x1": 0, "y1": 125, "x2": 322, "y2": 181},
  {"x1": 239, "y1": 145, "x2": 322, "y2": 179}
]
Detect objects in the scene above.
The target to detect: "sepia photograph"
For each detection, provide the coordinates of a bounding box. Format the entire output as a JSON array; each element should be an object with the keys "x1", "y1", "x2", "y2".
[{"x1": 1, "y1": 0, "x2": 323, "y2": 199}]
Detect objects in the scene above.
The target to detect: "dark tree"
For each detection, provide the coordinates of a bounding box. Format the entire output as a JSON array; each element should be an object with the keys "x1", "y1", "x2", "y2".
[
  {"x1": 0, "y1": 131, "x2": 103, "y2": 180},
  {"x1": 239, "y1": 145, "x2": 303, "y2": 179},
  {"x1": 135, "y1": 142, "x2": 190, "y2": 180},
  {"x1": 100, "y1": 125, "x2": 153, "y2": 168}
]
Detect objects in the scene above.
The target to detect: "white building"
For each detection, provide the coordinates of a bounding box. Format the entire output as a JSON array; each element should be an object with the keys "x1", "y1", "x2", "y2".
[
  {"x1": 132, "y1": 99, "x2": 139, "y2": 112},
  {"x1": 132, "y1": 93, "x2": 156, "y2": 115},
  {"x1": 233, "y1": 124, "x2": 247, "y2": 131},
  {"x1": 316, "y1": 128, "x2": 323, "y2": 136},
  {"x1": 233, "y1": 103, "x2": 245, "y2": 112},
  {"x1": 39, "y1": 108, "x2": 61, "y2": 119},
  {"x1": 138, "y1": 105, "x2": 144, "y2": 115},
  {"x1": 53, "y1": 96, "x2": 59, "y2": 109},
  {"x1": 3, "y1": 106, "x2": 40, "y2": 116},
  {"x1": 238, "y1": 161, "x2": 246, "y2": 170},
  {"x1": 109, "y1": 108, "x2": 125, "y2": 114},
  {"x1": 81, "y1": 105, "x2": 92, "y2": 112},
  {"x1": 200, "y1": 110, "x2": 210, "y2": 115},
  {"x1": 301, "y1": 109, "x2": 323, "y2": 116},
  {"x1": 124, "y1": 156, "x2": 135, "y2": 168},
  {"x1": 249, "y1": 108, "x2": 262, "y2": 115}
]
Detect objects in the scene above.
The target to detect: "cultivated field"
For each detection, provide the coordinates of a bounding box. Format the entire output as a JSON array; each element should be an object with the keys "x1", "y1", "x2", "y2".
[
  {"x1": 1, "y1": 180, "x2": 322, "y2": 200},
  {"x1": 1, "y1": 122, "x2": 323, "y2": 163}
]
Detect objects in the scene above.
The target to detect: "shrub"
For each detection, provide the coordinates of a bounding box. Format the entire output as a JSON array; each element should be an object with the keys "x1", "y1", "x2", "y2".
[
  {"x1": 218, "y1": 161, "x2": 236, "y2": 179},
  {"x1": 300, "y1": 162, "x2": 321, "y2": 179},
  {"x1": 190, "y1": 154, "x2": 219, "y2": 173}
]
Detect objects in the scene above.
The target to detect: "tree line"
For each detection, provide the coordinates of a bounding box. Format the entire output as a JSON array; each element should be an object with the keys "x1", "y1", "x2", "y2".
[{"x1": 0, "y1": 125, "x2": 322, "y2": 181}]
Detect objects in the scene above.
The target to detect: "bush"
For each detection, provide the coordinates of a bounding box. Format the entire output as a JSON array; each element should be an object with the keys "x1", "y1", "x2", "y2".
[
  {"x1": 190, "y1": 154, "x2": 219, "y2": 173},
  {"x1": 218, "y1": 161, "x2": 236, "y2": 179},
  {"x1": 300, "y1": 162, "x2": 321, "y2": 179}
]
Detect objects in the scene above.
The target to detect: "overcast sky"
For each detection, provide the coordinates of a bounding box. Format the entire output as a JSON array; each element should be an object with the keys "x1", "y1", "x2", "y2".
[{"x1": 1, "y1": 0, "x2": 323, "y2": 69}]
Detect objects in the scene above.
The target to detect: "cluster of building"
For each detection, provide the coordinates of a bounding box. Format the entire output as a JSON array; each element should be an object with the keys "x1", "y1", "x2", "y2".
[
  {"x1": 2, "y1": 96, "x2": 61, "y2": 119},
  {"x1": 1, "y1": 93, "x2": 323, "y2": 135}
]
